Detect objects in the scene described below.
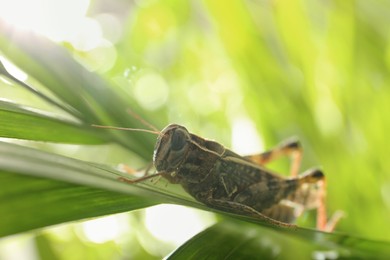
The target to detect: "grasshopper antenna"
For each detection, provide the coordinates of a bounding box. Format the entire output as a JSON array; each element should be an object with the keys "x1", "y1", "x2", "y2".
[
  {"x1": 92, "y1": 124, "x2": 160, "y2": 135},
  {"x1": 126, "y1": 109, "x2": 160, "y2": 132},
  {"x1": 92, "y1": 108, "x2": 160, "y2": 134}
]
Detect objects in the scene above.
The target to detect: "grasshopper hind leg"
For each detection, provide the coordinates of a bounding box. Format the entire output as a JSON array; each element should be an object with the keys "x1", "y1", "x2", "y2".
[
  {"x1": 289, "y1": 168, "x2": 343, "y2": 231},
  {"x1": 260, "y1": 203, "x2": 302, "y2": 223},
  {"x1": 204, "y1": 198, "x2": 297, "y2": 229},
  {"x1": 246, "y1": 138, "x2": 343, "y2": 231},
  {"x1": 244, "y1": 137, "x2": 302, "y2": 177}
]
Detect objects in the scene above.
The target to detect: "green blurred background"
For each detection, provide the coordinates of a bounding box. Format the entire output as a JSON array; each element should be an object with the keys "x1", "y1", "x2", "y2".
[{"x1": 1, "y1": 0, "x2": 390, "y2": 259}]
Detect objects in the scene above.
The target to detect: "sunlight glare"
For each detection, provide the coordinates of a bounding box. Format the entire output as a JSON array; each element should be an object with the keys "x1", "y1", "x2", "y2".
[
  {"x1": 232, "y1": 117, "x2": 264, "y2": 155},
  {"x1": 0, "y1": 235, "x2": 38, "y2": 260},
  {"x1": 0, "y1": 56, "x2": 28, "y2": 81},
  {"x1": 81, "y1": 215, "x2": 126, "y2": 244},
  {"x1": 0, "y1": 0, "x2": 103, "y2": 51},
  {"x1": 144, "y1": 204, "x2": 215, "y2": 246}
]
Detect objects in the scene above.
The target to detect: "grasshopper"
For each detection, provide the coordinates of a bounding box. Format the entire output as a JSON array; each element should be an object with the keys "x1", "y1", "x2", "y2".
[{"x1": 95, "y1": 123, "x2": 341, "y2": 231}]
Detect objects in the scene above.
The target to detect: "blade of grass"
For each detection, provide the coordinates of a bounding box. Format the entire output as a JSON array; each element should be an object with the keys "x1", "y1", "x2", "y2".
[
  {"x1": 169, "y1": 221, "x2": 390, "y2": 259},
  {"x1": 0, "y1": 22, "x2": 155, "y2": 158},
  {"x1": 0, "y1": 59, "x2": 82, "y2": 119},
  {"x1": 0, "y1": 172, "x2": 155, "y2": 237},
  {"x1": 2, "y1": 140, "x2": 390, "y2": 258},
  {"x1": 0, "y1": 141, "x2": 202, "y2": 237},
  {"x1": 0, "y1": 100, "x2": 108, "y2": 144}
]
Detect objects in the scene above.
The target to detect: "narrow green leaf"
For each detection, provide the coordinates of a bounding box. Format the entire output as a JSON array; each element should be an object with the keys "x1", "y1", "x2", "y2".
[
  {"x1": 0, "y1": 100, "x2": 107, "y2": 144},
  {"x1": 0, "y1": 172, "x2": 154, "y2": 237},
  {"x1": 2, "y1": 140, "x2": 390, "y2": 258},
  {"x1": 169, "y1": 221, "x2": 390, "y2": 259},
  {"x1": 169, "y1": 222, "x2": 285, "y2": 259},
  {"x1": 0, "y1": 22, "x2": 155, "y2": 158},
  {"x1": 0, "y1": 59, "x2": 81, "y2": 119},
  {"x1": 0, "y1": 141, "x2": 201, "y2": 237}
]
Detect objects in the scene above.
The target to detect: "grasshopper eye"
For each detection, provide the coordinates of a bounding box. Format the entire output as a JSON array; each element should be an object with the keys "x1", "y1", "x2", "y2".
[{"x1": 171, "y1": 129, "x2": 186, "y2": 151}]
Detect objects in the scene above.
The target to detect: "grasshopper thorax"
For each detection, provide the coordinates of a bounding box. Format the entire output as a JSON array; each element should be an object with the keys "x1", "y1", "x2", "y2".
[{"x1": 153, "y1": 124, "x2": 191, "y2": 173}]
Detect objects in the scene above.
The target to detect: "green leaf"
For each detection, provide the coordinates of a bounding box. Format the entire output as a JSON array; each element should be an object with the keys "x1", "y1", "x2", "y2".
[
  {"x1": 2, "y1": 140, "x2": 390, "y2": 259},
  {"x1": 0, "y1": 23, "x2": 156, "y2": 158},
  {"x1": 0, "y1": 172, "x2": 154, "y2": 237},
  {"x1": 169, "y1": 221, "x2": 390, "y2": 259},
  {"x1": 0, "y1": 140, "x2": 201, "y2": 237},
  {"x1": 0, "y1": 100, "x2": 107, "y2": 144},
  {"x1": 0, "y1": 140, "x2": 157, "y2": 237}
]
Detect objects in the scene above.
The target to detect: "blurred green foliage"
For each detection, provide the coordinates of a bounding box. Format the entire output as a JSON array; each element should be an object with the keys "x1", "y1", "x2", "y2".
[
  {"x1": 1, "y1": 0, "x2": 390, "y2": 258},
  {"x1": 111, "y1": 0, "x2": 390, "y2": 241}
]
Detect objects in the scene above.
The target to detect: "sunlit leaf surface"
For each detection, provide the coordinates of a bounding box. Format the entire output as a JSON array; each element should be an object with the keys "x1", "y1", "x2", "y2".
[
  {"x1": 0, "y1": 100, "x2": 107, "y2": 143},
  {"x1": 169, "y1": 221, "x2": 390, "y2": 259}
]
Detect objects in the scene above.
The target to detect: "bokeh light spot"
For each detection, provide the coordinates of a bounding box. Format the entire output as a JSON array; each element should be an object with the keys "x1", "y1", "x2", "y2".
[
  {"x1": 232, "y1": 117, "x2": 264, "y2": 155},
  {"x1": 81, "y1": 215, "x2": 126, "y2": 244},
  {"x1": 134, "y1": 72, "x2": 169, "y2": 110},
  {"x1": 144, "y1": 204, "x2": 215, "y2": 246}
]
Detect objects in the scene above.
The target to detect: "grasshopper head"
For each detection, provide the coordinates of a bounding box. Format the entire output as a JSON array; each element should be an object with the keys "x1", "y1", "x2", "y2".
[{"x1": 153, "y1": 124, "x2": 190, "y2": 173}]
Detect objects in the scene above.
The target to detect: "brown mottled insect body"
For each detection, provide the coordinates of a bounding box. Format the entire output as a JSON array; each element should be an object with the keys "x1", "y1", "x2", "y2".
[
  {"x1": 95, "y1": 122, "x2": 340, "y2": 230},
  {"x1": 148, "y1": 124, "x2": 328, "y2": 228}
]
